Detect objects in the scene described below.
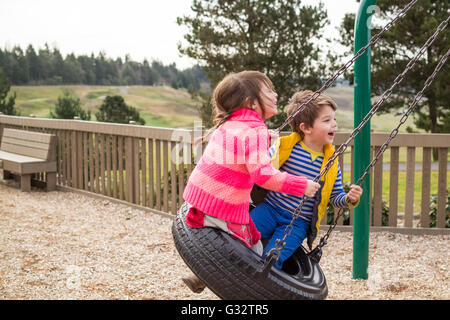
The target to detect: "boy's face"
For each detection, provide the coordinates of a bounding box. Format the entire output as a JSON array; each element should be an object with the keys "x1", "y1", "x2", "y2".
[{"x1": 300, "y1": 105, "x2": 337, "y2": 146}]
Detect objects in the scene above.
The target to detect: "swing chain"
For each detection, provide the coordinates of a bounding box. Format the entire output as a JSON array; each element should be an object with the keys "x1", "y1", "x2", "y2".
[
  {"x1": 310, "y1": 47, "x2": 450, "y2": 261},
  {"x1": 265, "y1": 15, "x2": 449, "y2": 267},
  {"x1": 314, "y1": 14, "x2": 450, "y2": 187},
  {"x1": 355, "y1": 45, "x2": 450, "y2": 187},
  {"x1": 275, "y1": 0, "x2": 420, "y2": 134}
]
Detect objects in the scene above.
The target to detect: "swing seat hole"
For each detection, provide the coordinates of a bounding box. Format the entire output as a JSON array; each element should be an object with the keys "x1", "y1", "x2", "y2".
[{"x1": 281, "y1": 246, "x2": 313, "y2": 279}]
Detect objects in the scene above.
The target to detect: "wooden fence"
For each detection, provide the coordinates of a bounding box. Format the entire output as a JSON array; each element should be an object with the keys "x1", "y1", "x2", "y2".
[{"x1": 0, "y1": 115, "x2": 448, "y2": 230}]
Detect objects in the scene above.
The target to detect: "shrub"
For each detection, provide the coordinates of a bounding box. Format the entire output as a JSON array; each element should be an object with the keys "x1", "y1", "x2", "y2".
[
  {"x1": 51, "y1": 89, "x2": 91, "y2": 120},
  {"x1": 95, "y1": 95, "x2": 145, "y2": 125},
  {"x1": 428, "y1": 191, "x2": 450, "y2": 228}
]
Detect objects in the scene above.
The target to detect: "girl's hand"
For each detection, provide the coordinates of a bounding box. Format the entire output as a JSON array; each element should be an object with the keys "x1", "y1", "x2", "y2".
[
  {"x1": 347, "y1": 184, "x2": 363, "y2": 203},
  {"x1": 304, "y1": 180, "x2": 320, "y2": 198}
]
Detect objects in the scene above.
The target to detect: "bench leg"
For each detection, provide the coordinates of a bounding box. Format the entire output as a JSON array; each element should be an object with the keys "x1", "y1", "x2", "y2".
[
  {"x1": 46, "y1": 172, "x2": 56, "y2": 191},
  {"x1": 3, "y1": 170, "x2": 13, "y2": 180},
  {"x1": 20, "y1": 174, "x2": 31, "y2": 192}
]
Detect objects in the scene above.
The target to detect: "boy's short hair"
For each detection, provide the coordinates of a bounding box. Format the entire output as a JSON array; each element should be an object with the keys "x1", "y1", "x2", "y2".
[{"x1": 285, "y1": 90, "x2": 338, "y2": 138}]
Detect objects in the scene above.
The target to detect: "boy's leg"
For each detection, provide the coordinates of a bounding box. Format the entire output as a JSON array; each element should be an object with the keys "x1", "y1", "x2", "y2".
[
  {"x1": 249, "y1": 202, "x2": 279, "y2": 240},
  {"x1": 263, "y1": 216, "x2": 309, "y2": 269}
]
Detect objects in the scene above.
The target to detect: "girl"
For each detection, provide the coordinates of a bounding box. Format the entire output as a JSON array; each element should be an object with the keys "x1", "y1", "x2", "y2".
[{"x1": 181, "y1": 71, "x2": 320, "y2": 293}]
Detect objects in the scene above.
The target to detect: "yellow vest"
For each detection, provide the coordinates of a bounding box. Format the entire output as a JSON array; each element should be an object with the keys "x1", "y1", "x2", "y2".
[{"x1": 270, "y1": 132, "x2": 339, "y2": 248}]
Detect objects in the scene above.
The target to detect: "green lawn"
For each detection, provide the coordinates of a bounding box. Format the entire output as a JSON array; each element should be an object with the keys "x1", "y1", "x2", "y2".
[
  {"x1": 335, "y1": 109, "x2": 419, "y2": 133},
  {"x1": 10, "y1": 84, "x2": 424, "y2": 131},
  {"x1": 340, "y1": 146, "x2": 450, "y2": 165},
  {"x1": 342, "y1": 170, "x2": 449, "y2": 214},
  {"x1": 10, "y1": 85, "x2": 202, "y2": 128}
]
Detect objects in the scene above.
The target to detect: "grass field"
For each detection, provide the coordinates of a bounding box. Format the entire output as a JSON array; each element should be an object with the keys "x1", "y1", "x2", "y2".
[
  {"x1": 323, "y1": 86, "x2": 420, "y2": 132},
  {"x1": 10, "y1": 85, "x2": 420, "y2": 132},
  {"x1": 10, "y1": 85, "x2": 201, "y2": 128},
  {"x1": 9, "y1": 84, "x2": 447, "y2": 163},
  {"x1": 342, "y1": 170, "x2": 450, "y2": 217}
]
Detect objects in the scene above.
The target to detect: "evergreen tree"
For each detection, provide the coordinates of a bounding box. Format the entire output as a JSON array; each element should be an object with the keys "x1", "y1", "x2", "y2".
[
  {"x1": 141, "y1": 59, "x2": 158, "y2": 85},
  {"x1": 50, "y1": 89, "x2": 90, "y2": 120},
  {"x1": 26, "y1": 45, "x2": 40, "y2": 82},
  {"x1": 37, "y1": 44, "x2": 52, "y2": 82},
  {"x1": 62, "y1": 53, "x2": 84, "y2": 84},
  {"x1": 77, "y1": 54, "x2": 96, "y2": 84},
  {"x1": 0, "y1": 67, "x2": 18, "y2": 115},
  {"x1": 95, "y1": 95, "x2": 145, "y2": 125},
  {"x1": 177, "y1": 0, "x2": 329, "y2": 128},
  {"x1": 0, "y1": 44, "x2": 209, "y2": 91},
  {"x1": 338, "y1": 0, "x2": 449, "y2": 135},
  {"x1": 11, "y1": 46, "x2": 29, "y2": 84}
]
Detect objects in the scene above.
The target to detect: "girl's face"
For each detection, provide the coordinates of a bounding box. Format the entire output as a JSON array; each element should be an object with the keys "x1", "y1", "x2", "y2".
[{"x1": 253, "y1": 84, "x2": 278, "y2": 120}]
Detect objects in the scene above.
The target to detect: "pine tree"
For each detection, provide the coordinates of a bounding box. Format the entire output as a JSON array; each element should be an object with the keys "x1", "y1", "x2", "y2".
[
  {"x1": 26, "y1": 44, "x2": 40, "y2": 82},
  {"x1": 177, "y1": 0, "x2": 329, "y2": 128},
  {"x1": 50, "y1": 89, "x2": 90, "y2": 120},
  {"x1": 0, "y1": 67, "x2": 18, "y2": 115},
  {"x1": 95, "y1": 95, "x2": 145, "y2": 125},
  {"x1": 338, "y1": 0, "x2": 449, "y2": 135}
]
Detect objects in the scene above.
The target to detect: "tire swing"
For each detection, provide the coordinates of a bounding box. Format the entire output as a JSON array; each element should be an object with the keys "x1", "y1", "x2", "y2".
[
  {"x1": 172, "y1": 1, "x2": 448, "y2": 300},
  {"x1": 172, "y1": 201, "x2": 327, "y2": 300}
]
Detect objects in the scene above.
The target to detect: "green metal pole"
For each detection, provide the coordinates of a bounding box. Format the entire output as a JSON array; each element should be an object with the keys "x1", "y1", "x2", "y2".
[{"x1": 353, "y1": 0, "x2": 378, "y2": 280}]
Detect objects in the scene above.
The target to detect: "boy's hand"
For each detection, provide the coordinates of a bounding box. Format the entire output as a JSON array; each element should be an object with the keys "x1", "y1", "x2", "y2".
[
  {"x1": 304, "y1": 180, "x2": 320, "y2": 198},
  {"x1": 347, "y1": 184, "x2": 363, "y2": 204}
]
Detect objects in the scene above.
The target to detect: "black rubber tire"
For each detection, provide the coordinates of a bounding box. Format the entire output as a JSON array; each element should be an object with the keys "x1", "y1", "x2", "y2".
[{"x1": 172, "y1": 202, "x2": 328, "y2": 300}]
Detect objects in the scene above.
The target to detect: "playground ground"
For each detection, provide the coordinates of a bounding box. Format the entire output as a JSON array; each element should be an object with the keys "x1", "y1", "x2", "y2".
[{"x1": 0, "y1": 182, "x2": 448, "y2": 300}]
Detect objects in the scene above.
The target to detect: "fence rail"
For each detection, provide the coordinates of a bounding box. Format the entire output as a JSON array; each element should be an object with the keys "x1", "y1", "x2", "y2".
[{"x1": 0, "y1": 115, "x2": 448, "y2": 230}]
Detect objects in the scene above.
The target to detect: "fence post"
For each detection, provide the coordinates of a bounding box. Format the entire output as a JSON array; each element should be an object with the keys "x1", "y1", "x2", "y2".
[
  {"x1": 353, "y1": 0, "x2": 378, "y2": 280},
  {"x1": 125, "y1": 136, "x2": 135, "y2": 203}
]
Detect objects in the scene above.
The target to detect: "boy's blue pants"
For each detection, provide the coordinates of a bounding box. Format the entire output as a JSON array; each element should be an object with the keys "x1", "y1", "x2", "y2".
[{"x1": 250, "y1": 202, "x2": 310, "y2": 269}]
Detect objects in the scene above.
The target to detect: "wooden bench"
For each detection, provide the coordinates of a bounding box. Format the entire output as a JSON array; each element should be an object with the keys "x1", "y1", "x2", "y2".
[{"x1": 0, "y1": 128, "x2": 57, "y2": 192}]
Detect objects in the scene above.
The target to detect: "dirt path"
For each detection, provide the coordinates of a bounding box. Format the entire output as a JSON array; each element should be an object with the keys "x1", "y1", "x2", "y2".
[{"x1": 0, "y1": 182, "x2": 448, "y2": 300}]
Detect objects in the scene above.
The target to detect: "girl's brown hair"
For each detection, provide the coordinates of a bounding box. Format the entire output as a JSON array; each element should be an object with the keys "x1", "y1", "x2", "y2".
[
  {"x1": 211, "y1": 70, "x2": 274, "y2": 129},
  {"x1": 196, "y1": 71, "x2": 274, "y2": 144},
  {"x1": 285, "y1": 90, "x2": 338, "y2": 139}
]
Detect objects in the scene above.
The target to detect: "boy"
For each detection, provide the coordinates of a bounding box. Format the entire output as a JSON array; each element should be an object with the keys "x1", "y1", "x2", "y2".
[{"x1": 250, "y1": 90, "x2": 363, "y2": 269}]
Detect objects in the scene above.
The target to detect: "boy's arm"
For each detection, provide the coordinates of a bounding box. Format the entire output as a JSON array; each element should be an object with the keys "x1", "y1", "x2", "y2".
[{"x1": 329, "y1": 165, "x2": 359, "y2": 208}]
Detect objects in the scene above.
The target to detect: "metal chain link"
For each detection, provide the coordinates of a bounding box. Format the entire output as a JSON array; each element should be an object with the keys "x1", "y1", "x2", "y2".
[
  {"x1": 313, "y1": 14, "x2": 449, "y2": 185},
  {"x1": 274, "y1": 0, "x2": 420, "y2": 135},
  {"x1": 311, "y1": 47, "x2": 450, "y2": 259},
  {"x1": 265, "y1": 0, "x2": 422, "y2": 265},
  {"x1": 264, "y1": 13, "x2": 449, "y2": 267}
]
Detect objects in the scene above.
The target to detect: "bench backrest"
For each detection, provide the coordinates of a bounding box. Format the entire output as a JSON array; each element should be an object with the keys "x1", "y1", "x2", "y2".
[{"x1": 0, "y1": 128, "x2": 57, "y2": 161}]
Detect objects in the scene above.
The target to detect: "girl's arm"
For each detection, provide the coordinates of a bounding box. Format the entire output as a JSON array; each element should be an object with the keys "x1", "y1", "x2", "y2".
[{"x1": 245, "y1": 126, "x2": 309, "y2": 197}]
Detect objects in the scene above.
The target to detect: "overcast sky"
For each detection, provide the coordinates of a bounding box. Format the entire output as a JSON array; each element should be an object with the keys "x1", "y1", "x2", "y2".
[{"x1": 0, "y1": 0, "x2": 359, "y2": 70}]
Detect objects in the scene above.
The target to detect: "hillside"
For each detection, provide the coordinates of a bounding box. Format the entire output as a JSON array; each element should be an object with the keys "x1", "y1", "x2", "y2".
[
  {"x1": 323, "y1": 86, "x2": 420, "y2": 132},
  {"x1": 11, "y1": 85, "x2": 202, "y2": 128},
  {"x1": 9, "y1": 85, "x2": 418, "y2": 132}
]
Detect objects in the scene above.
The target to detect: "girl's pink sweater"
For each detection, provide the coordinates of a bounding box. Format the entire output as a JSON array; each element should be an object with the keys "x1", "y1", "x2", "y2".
[{"x1": 183, "y1": 108, "x2": 307, "y2": 225}]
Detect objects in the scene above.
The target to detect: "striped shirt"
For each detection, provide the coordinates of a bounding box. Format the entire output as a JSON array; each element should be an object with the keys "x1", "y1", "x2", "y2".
[{"x1": 266, "y1": 141, "x2": 349, "y2": 222}]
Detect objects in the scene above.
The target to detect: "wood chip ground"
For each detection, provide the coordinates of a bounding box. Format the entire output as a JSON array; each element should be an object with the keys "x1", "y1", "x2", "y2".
[{"x1": 0, "y1": 183, "x2": 448, "y2": 300}]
